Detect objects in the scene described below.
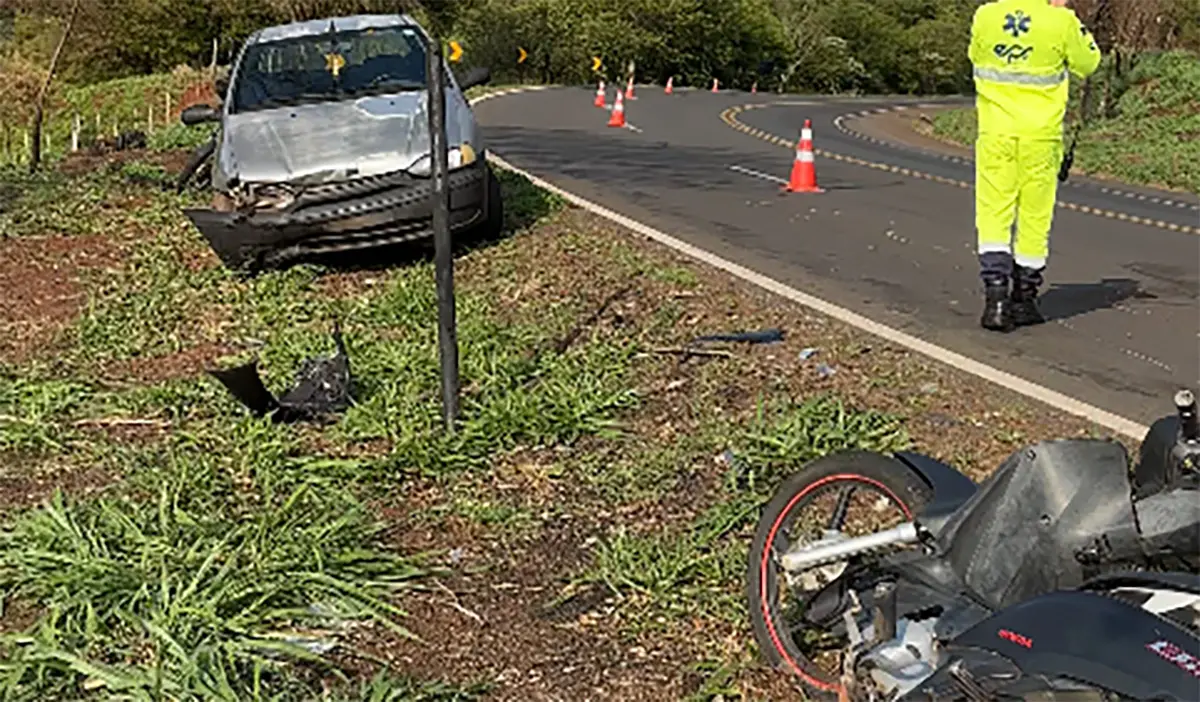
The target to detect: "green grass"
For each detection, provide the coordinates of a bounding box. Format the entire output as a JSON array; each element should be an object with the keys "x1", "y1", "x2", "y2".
[
  {"x1": 574, "y1": 395, "x2": 910, "y2": 634},
  {"x1": 0, "y1": 158, "x2": 211, "y2": 239},
  {"x1": 6, "y1": 171, "x2": 630, "y2": 474},
  {"x1": 0, "y1": 163, "x2": 620, "y2": 697},
  {"x1": 685, "y1": 660, "x2": 761, "y2": 702},
  {"x1": 0, "y1": 416, "x2": 433, "y2": 699},
  {"x1": 0, "y1": 132, "x2": 1057, "y2": 696},
  {"x1": 0, "y1": 489, "x2": 421, "y2": 698},
  {"x1": 1, "y1": 165, "x2": 129, "y2": 238},
  {"x1": 3, "y1": 70, "x2": 217, "y2": 167},
  {"x1": 932, "y1": 50, "x2": 1200, "y2": 192},
  {"x1": 730, "y1": 395, "x2": 911, "y2": 490},
  {"x1": 148, "y1": 122, "x2": 219, "y2": 152},
  {"x1": 572, "y1": 435, "x2": 703, "y2": 504},
  {"x1": 579, "y1": 498, "x2": 756, "y2": 632}
]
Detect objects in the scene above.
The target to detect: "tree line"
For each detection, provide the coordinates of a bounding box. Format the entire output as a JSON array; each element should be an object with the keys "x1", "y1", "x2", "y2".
[{"x1": 2, "y1": 0, "x2": 1198, "y2": 95}]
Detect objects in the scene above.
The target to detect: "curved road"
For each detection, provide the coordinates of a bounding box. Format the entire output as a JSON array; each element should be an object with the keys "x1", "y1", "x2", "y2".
[{"x1": 474, "y1": 86, "x2": 1200, "y2": 427}]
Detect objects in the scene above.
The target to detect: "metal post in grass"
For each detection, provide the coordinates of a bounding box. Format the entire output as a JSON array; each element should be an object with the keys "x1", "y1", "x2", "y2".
[{"x1": 427, "y1": 32, "x2": 461, "y2": 431}]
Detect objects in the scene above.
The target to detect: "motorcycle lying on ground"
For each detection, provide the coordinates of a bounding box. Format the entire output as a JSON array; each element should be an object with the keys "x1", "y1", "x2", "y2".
[{"x1": 747, "y1": 390, "x2": 1200, "y2": 701}]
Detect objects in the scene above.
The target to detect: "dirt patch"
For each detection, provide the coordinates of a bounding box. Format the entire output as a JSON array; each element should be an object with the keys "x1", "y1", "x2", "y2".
[
  {"x1": 100, "y1": 341, "x2": 233, "y2": 385},
  {"x1": 0, "y1": 233, "x2": 123, "y2": 364},
  {"x1": 372, "y1": 476, "x2": 815, "y2": 701},
  {"x1": 177, "y1": 80, "x2": 220, "y2": 114},
  {"x1": 369, "y1": 523, "x2": 702, "y2": 702},
  {"x1": 314, "y1": 269, "x2": 396, "y2": 298},
  {"x1": 0, "y1": 598, "x2": 43, "y2": 636},
  {"x1": 58, "y1": 147, "x2": 193, "y2": 178},
  {"x1": 0, "y1": 457, "x2": 113, "y2": 516}
]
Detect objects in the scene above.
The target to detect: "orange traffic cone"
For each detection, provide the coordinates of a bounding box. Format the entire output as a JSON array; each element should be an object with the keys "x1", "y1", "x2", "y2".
[
  {"x1": 751, "y1": 81, "x2": 758, "y2": 94},
  {"x1": 785, "y1": 120, "x2": 823, "y2": 193},
  {"x1": 594, "y1": 81, "x2": 606, "y2": 108},
  {"x1": 711, "y1": 78, "x2": 719, "y2": 93},
  {"x1": 608, "y1": 91, "x2": 626, "y2": 128},
  {"x1": 625, "y1": 76, "x2": 635, "y2": 100},
  {"x1": 664, "y1": 76, "x2": 674, "y2": 94}
]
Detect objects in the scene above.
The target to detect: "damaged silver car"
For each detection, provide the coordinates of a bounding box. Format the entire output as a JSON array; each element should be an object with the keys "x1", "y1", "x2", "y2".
[{"x1": 178, "y1": 14, "x2": 500, "y2": 272}]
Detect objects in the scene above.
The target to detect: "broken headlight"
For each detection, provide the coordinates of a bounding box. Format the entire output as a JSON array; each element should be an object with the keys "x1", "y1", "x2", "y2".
[
  {"x1": 246, "y1": 183, "x2": 297, "y2": 211},
  {"x1": 407, "y1": 143, "x2": 477, "y2": 177}
]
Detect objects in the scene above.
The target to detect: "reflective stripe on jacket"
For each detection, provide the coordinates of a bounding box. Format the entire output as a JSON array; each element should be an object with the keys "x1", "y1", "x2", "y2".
[{"x1": 969, "y1": 0, "x2": 1101, "y2": 138}]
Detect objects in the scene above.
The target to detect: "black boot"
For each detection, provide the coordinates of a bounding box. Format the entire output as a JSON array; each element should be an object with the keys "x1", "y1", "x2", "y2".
[
  {"x1": 980, "y1": 283, "x2": 1014, "y2": 332},
  {"x1": 1010, "y1": 278, "x2": 1046, "y2": 327}
]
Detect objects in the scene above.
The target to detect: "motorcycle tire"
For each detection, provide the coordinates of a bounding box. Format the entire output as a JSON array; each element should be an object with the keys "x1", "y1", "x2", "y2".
[
  {"x1": 746, "y1": 450, "x2": 934, "y2": 700},
  {"x1": 175, "y1": 135, "x2": 216, "y2": 194},
  {"x1": 192, "y1": 160, "x2": 213, "y2": 191}
]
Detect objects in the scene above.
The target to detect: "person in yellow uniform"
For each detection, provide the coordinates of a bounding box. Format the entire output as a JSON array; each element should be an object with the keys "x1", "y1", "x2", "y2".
[{"x1": 969, "y1": 0, "x2": 1100, "y2": 331}]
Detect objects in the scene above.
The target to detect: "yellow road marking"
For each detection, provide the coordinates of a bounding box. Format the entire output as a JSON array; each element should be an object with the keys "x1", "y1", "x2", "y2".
[{"x1": 720, "y1": 105, "x2": 1198, "y2": 237}]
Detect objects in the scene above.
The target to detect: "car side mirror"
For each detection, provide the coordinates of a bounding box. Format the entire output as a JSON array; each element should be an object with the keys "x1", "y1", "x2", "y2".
[
  {"x1": 456, "y1": 66, "x2": 491, "y2": 91},
  {"x1": 181, "y1": 104, "x2": 221, "y2": 126}
]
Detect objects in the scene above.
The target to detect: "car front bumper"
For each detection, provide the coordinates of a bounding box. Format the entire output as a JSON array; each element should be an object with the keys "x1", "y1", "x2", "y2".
[{"x1": 185, "y1": 159, "x2": 488, "y2": 271}]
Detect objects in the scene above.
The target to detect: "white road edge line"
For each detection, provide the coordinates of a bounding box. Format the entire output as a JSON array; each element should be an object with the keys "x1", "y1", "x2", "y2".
[
  {"x1": 730, "y1": 164, "x2": 788, "y2": 185},
  {"x1": 471, "y1": 87, "x2": 1150, "y2": 442}
]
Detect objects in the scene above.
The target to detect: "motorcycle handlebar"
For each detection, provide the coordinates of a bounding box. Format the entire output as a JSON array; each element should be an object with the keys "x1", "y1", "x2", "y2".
[{"x1": 1175, "y1": 389, "x2": 1199, "y2": 443}]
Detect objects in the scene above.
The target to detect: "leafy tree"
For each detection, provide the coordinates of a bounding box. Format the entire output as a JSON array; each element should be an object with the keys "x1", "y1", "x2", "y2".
[{"x1": 1, "y1": 0, "x2": 1195, "y2": 96}]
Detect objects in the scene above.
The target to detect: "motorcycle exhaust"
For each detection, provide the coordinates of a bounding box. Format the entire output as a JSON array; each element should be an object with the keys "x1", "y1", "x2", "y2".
[{"x1": 780, "y1": 522, "x2": 920, "y2": 573}]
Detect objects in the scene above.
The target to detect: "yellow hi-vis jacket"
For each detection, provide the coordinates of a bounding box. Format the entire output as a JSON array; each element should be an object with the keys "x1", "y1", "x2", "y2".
[{"x1": 969, "y1": 0, "x2": 1101, "y2": 138}]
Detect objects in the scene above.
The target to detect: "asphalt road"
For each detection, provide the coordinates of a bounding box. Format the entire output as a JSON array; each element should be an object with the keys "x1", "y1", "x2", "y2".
[{"x1": 473, "y1": 86, "x2": 1200, "y2": 428}]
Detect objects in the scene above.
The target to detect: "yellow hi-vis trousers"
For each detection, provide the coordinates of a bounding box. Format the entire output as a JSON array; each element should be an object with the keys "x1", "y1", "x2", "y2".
[{"x1": 975, "y1": 134, "x2": 1063, "y2": 281}]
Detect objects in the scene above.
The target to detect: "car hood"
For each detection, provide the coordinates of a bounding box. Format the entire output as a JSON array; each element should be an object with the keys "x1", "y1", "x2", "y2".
[{"x1": 222, "y1": 91, "x2": 464, "y2": 185}]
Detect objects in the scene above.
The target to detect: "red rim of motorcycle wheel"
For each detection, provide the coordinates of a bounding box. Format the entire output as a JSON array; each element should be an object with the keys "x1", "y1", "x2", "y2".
[{"x1": 757, "y1": 473, "x2": 915, "y2": 696}]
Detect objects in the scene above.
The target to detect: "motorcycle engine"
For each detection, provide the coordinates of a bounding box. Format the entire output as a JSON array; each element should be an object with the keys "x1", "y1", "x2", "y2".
[{"x1": 855, "y1": 615, "x2": 943, "y2": 699}]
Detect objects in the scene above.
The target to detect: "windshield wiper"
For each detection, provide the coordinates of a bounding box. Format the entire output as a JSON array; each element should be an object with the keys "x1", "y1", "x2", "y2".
[
  {"x1": 342, "y1": 80, "x2": 426, "y2": 97},
  {"x1": 252, "y1": 93, "x2": 340, "y2": 109}
]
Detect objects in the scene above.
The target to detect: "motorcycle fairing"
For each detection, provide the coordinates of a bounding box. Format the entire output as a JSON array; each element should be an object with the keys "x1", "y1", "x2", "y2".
[
  {"x1": 893, "y1": 451, "x2": 979, "y2": 538},
  {"x1": 896, "y1": 645, "x2": 1115, "y2": 701},
  {"x1": 931, "y1": 439, "x2": 1141, "y2": 610},
  {"x1": 945, "y1": 589, "x2": 1200, "y2": 700}
]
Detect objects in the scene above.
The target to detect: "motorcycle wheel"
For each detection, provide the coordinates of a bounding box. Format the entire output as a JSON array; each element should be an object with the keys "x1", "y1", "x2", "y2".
[
  {"x1": 746, "y1": 450, "x2": 934, "y2": 700},
  {"x1": 175, "y1": 135, "x2": 216, "y2": 193}
]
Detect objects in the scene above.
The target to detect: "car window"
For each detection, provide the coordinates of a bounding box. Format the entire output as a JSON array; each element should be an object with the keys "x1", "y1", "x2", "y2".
[{"x1": 231, "y1": 24, "x2": 429, "y2": 113}]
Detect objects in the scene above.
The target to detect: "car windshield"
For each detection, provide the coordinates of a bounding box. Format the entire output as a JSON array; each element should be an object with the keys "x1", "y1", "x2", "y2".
[{"x1": 231, "y1": 24, "x2": 428, "y2": 113}]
